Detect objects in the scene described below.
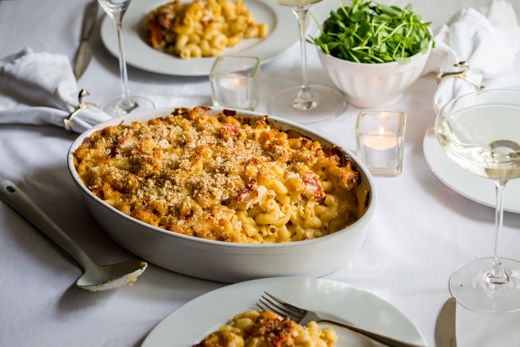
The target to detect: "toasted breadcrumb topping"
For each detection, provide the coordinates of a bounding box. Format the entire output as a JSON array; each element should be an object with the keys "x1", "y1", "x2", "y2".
[
  {"x1": 74, "y1": 107, "x2": 364, "y2": 243},
  {"x1": 195, "y1": 310, "x2": 337, "y2": 346}
]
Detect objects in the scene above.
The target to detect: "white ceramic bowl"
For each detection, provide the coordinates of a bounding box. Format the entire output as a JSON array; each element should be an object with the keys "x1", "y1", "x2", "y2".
[
  {"x1": 317, "y1": 46, "x2": 431, "y2": 108},
  {"x1": 67, "y1": 107, "x2": 375, "y2": 283}
]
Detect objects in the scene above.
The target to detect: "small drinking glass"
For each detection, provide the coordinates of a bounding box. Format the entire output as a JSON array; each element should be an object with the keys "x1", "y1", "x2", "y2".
[
  {"x1": 210, "y1": 56, "x2": 259, "y2": 110},
  {"x1": 356, "y1": 111, "x2": 406, "y2": 176},
  {"x1": 98, "y1": 0, "x2": 154, "y2": 117}
]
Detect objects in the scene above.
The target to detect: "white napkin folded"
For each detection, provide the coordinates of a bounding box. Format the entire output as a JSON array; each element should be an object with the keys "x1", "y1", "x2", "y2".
[
  {"x1": 424, "y1": 0, "x2": 520, "y2": 111},
  {"x1": 0, "y1": 47, "x2": 111, "y2": 133}
]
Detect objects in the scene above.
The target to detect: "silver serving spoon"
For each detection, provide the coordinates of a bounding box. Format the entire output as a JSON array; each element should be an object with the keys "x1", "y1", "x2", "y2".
[{"x1": 0, "y1": 180, "x2": 147, "y2": 292}]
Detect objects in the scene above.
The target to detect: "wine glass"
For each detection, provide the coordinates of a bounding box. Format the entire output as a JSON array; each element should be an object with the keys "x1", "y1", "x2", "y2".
[
  {"x1": 434, "y1": 89, "x2": 520, "y2": 313},
  {"x1": 267, "y1": 0, "x2": 346, "y2": 124},
  {"x1": 98, "y1": 0, "x2": 154, "y2": 117}
]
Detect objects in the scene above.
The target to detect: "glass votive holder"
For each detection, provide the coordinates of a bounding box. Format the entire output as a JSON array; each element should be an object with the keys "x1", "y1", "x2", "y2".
[
  {"x1": 356, "y1": 110, "x2": 406, "y2": 176},
  {"x1": 209, "y1": 56, "x2": 260, "y2": 110}
]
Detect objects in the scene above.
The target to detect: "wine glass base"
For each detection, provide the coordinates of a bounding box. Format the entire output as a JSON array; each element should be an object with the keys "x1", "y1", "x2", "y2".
[
  {"x1": 267, "y1": 84, "x2": 346, "y2": 124},
  {"x1": 449, "y1": 257, "x2": 520, "y2": 313},
  {"x1": 102, "y1": 95, "x2": 155, "y2": 118}
]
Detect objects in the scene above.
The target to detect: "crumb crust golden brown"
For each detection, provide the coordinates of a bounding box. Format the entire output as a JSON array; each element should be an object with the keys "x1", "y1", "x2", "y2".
[{"x1": 73, "y1": 107, "x2": 366, "y2": 243}]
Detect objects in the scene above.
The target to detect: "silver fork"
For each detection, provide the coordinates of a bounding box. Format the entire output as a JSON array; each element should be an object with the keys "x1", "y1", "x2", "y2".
[{"x1": 258, "y1": 292, "x2": 427, "y2": 347}]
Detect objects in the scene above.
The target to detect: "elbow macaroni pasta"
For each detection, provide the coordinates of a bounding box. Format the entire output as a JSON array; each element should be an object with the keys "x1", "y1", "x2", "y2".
[
  {"x1": 195, "y1": 310, "x2": 337, "y2": 347},
  {"x1": 73, "y1": 107, "x2": 367, "y2": 244},
  {"x1": 143, "y1": 0, "x2": 269, "y2": 58}
]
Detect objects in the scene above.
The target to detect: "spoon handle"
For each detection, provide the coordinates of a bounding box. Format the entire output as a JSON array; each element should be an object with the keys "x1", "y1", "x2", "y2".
[{"x1": 0, "y1": 180, "x2": 97, "y2": 270}]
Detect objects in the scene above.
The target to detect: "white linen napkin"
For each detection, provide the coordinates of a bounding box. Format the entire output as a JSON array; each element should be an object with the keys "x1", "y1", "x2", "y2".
[
  {"x1": 0, "y1": 47, "x2": 111, "y2": 133},
  {"x1": 423, "y1": 0, "x2": 520, "y2": 112}
]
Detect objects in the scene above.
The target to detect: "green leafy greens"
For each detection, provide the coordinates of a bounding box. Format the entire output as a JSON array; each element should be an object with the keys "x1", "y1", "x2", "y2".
[{"x1": 310, "y1": 0, "x2": 434, "y2": 64}]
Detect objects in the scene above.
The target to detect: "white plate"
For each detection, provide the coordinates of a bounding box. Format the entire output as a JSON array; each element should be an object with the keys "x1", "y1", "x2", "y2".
[
  {"x1": 100, "y1": 0, "x2": 298, "y2": 76},
  {"x1": 142, "y1": 277, "x2": 426, "y2": 346},
  {"x1": 423, "y1": 128, "x2": 520, "y2": 213}
]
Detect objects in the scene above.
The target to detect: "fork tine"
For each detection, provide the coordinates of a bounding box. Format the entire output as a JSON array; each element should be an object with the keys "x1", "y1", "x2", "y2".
[
  {"x1": 257, "y1": 299, "x2": 291, "y2": 318},
  {"x1": 256, "y1": 301, "x2": 268, "y2": 312},
  {"x1": 259, "y1": 295, "x2": 302, "y2": 319},
  {"x1": 264, "y1": 291, "x2": 307, "y2": 314}
]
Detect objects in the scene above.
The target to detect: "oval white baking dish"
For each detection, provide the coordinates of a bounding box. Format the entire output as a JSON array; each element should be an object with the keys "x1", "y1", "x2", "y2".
[{"x1": 67, "y1": 107, "x2": 376, "y2": 283}]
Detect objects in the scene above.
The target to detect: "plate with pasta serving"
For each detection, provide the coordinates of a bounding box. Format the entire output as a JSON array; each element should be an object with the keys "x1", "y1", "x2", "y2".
[
  {"x1": 100, "y1": 0, "x2": 299, "y2": 76},
  {"x1": 141, "y1": 277, "x2": 427, "y2": 346}
]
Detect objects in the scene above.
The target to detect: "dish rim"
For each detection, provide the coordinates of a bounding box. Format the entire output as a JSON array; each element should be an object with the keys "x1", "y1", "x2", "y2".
[{"x1": 67, "y1": 106, "x2": 376, "y2": 248}]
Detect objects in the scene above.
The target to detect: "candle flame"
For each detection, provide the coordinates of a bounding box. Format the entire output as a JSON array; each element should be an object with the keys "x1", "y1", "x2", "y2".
[
  {"x1": 231, "y1": 78, "x2": 241, "y2": 88},
  {"x1": 378, "y1": 126, "x2": 385, "y2": 135}
]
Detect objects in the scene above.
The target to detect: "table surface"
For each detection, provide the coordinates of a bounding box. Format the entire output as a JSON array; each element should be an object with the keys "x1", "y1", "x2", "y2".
[{"x1": 1, "y1": 0, "x2": 520, "y2": 346}]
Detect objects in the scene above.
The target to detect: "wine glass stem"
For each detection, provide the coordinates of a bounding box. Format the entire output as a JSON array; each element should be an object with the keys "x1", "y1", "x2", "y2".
[
  {"x1": 291, "y1": 7, "x2": 316, "y2": 110},
  {"x1": 294, "y1": 7, "x2": 309, "y2": 91},
  {"x1": 489, "y1": 179, "x2": 509, "y2": 284},
  {"x1": 112, "y1": 12, "x2": 133, "y2": 108}
]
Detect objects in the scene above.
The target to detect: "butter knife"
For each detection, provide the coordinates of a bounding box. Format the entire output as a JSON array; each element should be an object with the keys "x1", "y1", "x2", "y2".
[
  {"x1": 436, "y1": 297, "x2": 457, "y2": 347},
  {"x1": 73, "y1": 0, "x2": 98, "y2": 79}
]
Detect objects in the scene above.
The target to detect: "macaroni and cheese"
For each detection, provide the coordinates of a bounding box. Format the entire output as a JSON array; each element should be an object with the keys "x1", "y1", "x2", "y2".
[
  {"x1": 195, "y1": 309, "x2": 337, "y2": 346},
  {"x1": 143, "y1": 0, "x2": 268, "y2": 58},
  {"x1": 73, "y1": 107, "x2": 366, "y2": 243}
]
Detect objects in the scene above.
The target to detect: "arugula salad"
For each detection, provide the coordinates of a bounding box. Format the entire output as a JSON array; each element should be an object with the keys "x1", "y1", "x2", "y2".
[{"x1": 310, "y1": 0, "x2": 434, "y2": 64}]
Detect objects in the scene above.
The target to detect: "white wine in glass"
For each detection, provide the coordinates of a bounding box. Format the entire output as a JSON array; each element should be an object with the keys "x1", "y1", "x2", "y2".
[
  {"x1": 434, "y1": 89, "x2": 520, "y2": 313},
  {"x1": 267, "y1": 0, "x2": 346, "y2": 124},
  {"x1": 98, "y1": 0, "x2": 154, "y2": 117}
]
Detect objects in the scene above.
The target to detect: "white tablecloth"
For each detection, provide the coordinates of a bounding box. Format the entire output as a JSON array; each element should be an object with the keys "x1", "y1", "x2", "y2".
[{"x1": 1, "y1": 1, "x2": 520, "y2": 346}]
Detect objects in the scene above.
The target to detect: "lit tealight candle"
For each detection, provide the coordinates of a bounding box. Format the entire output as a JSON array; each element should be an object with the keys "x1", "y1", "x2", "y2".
[
  {"x1": 363, "y1": 126, "x2": 398, "y2": 150},
  {"x1": 356, "y1": 110, "x2": 405, "y2": 176},
  {"x1": 219, "y1": 73, "x2": 248, "y2": 91},
  {"x1": 210, "y1": 56, "x2": 259, "y2": 110},
  {"x1": 215, "y1": 72, "x2": 250, "y2": 109}
]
